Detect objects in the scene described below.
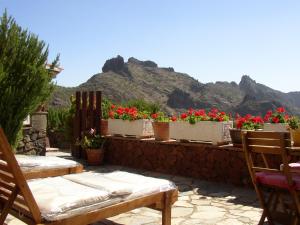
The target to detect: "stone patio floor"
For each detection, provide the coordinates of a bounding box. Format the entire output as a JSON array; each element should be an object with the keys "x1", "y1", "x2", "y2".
[{"x1": 6, "y1": 151, "x2": 262, "y2": 225}]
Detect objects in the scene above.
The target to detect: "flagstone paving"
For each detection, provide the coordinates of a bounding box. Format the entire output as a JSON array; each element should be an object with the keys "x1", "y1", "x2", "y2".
[{"x1": 5, "y1": 152, "x2": 262, "y2": 225}]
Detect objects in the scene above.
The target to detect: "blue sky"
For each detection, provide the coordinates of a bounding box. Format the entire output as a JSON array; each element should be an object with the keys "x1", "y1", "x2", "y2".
[{"x1": 1, "y1": 0, "x2": 300, "y2": 92}]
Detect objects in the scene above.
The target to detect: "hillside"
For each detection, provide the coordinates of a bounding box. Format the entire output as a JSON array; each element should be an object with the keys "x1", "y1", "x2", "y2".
[{"x1": 49, "y1": 55, "x2": 300, "y2": 116}]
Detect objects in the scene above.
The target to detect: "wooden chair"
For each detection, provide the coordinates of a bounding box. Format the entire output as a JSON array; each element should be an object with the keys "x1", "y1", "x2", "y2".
[
  {"x1": 242, "y1": 131, "x2": 300, "y2": 225},
  {"x1": 0, "y1": 128, "x2": 177, "y2": 225}
]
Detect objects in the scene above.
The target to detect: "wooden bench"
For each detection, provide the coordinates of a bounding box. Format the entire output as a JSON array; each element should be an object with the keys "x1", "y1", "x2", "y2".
[{"x1": 0, "y1": 128, "x2": 178, "y2": 225}]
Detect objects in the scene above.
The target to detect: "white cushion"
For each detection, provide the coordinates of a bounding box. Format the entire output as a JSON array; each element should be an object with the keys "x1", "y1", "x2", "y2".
[
  {"x1": 28, "y1": 177, "x2": 109, "y2": 218},
  {"x1": 63, "y1": 172, "x2": 133, "y2": 196},
  {"x1": 16, "y1": 155, "x2": 79, "y2": 171}
]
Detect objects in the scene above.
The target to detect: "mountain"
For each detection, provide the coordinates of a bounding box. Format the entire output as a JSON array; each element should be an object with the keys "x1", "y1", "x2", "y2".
[{"x1": 49, "y1": 55, "x2": 300, "y2": 116}]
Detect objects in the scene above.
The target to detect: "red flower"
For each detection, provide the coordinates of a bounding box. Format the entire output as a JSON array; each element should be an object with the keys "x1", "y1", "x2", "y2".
[
  {"x1": 211, "y1": 108, "x2": 219, "y2": 114},
  {"x1": 151, "y1": 113, "x2": 158, "y2": 119},
  {"x1": 277, "y1": 107, "x2": 285, "y2": 113},
  {"x1": 171, "y1": 116, "x2": 177, "y2": 121},
  {"x1": 188, "y1": 108, "x2": 194, "y2": 115},
  {"x1": 272, "y1": 117, "x2": 280, "y2": 123},
  {"x1": 110, "y1": 104, "x2": 116, "y2": 109},
  {"x1": 109, "y1": 111, "x2": 115, "y2": 118},
  {"x1": 181, "y1": 113, "x2": 188, "y2": 119},
  {"x1": 264, "y1": 115, "x2": 270, "y2": 122},
  {"x1": 284, "y1": 115, "x2": 290, "y2": 120}
]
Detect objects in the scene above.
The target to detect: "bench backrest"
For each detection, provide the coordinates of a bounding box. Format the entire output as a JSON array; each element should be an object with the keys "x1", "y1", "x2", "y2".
[{"x1": 0, "y1": 128, "x2": 41, "y2": 223}]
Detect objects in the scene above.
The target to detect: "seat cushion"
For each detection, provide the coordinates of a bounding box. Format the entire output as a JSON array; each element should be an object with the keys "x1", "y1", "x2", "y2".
[
  {"x1": 63, "y1": 172, "x2": 133, "y2": 196},
  {"x1": 280, "y1": 162, "x2": 300, "y2": 173},
  {"x1": 28, "y1": 177, "x2": 110, "y2": 219},
  {"x1": 16, "y1": 155, "x2": 79, "y2": 171},
  {"x1": 256, "y1": 172, "x2": 300, "y2": 190}
]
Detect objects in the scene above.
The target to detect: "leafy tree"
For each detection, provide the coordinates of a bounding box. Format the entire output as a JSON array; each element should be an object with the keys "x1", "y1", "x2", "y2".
[
  {"x1": 124, "y1": 99, "x2": 161, "y2": 114},
  {"x1": 0, "y1": 10, "x2": 59, "y2": 147}
]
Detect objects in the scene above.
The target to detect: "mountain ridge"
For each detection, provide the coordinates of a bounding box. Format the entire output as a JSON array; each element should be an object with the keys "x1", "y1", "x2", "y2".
[{"x1": 49, "y1": 56, "x2": 300, "y2": 116}]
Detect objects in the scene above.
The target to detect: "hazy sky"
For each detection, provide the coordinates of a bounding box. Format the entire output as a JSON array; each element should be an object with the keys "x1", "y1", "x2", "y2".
[{"x1": 1, "y1": 0, "x2": 300, "y2": 92}]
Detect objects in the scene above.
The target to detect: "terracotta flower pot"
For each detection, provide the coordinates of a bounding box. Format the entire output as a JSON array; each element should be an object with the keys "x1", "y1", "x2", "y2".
[
  {"x1": 229, "y1": 129, "x2": 242, "y2": 147},
  {"x1": 101, "y1": 119, "x2": 108, "y2": 136},
  {"x1": 86, "y1": 148, "x2": 104, "y2": 166},
  {"x1": 152, "y1": 122, "x2": 170, "y2": 141},
  {"x1": 291, "y1": 129, "x2": 300, "y2": 147}
]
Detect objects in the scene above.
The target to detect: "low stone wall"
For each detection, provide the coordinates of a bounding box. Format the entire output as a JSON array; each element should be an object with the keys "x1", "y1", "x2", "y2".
[
  {"x1": 105, "y1": 137, "x2": 284, "y2": 186},
  {"x1": 17, "y1": 127, "x2": 46, "y2": 155}
]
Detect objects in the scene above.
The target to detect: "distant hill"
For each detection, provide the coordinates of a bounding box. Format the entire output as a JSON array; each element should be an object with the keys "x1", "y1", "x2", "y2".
[{"x1": 49, "y1": 55, "x2": 300, "y2": 116}]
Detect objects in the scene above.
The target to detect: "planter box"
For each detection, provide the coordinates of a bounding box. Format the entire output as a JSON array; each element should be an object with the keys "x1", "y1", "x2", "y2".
[
  {"x1": 108, "y1": 119, "x2": 154, "y2": 137},
  {"x1": 170, "y1": 121, "x2": 233, "y2": 145},
  {"x1": 263, "y1": 123, "x2": 288, "y2": 132}
]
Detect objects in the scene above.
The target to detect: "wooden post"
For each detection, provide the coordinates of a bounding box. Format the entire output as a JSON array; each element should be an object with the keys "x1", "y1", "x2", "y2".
[
  {"x1": 81, "y1": 92, "x2": 88, "y2": 132},
  {"x1": 74, "y1": 92, "x2": 81, "y2": 140},
  {"x1": 96, "y1": 91, "x2": 102, "y2": 135},
  {"x1": 88, "y1": 91, "x2": 95, "y2": 130}
]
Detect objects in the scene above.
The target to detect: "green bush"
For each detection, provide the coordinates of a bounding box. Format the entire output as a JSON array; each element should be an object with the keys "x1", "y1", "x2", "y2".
[
  {"x1": 123, "y1": 99, "x2": 160, "y2": 114},
  {"x1": 0, "y1": 11, "x2": 59, "y2": 146}
]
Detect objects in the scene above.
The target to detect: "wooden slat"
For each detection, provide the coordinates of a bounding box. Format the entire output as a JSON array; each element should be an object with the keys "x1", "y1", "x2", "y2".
[
  {"x1": 0, "y1": 179, "x2": 14, "y2": 191},
  {"x1": 252, "y1": 167, "x2": 281, "y2": 173},
  {"x1": 247, "y1": 138, "x2": 291, "y2": 147},
  {"x1": 0, "y1": 170, "x2": 15, "y2": 183},
  {"x1": 247, "y1": 131, "x2": 290, "y2": 139},
  {"x1": 248, "y1": 145, "x2": 282, "y2": 154},
  {"x1": 0, "y1": 162, "x2": 12, "y2": 174}
]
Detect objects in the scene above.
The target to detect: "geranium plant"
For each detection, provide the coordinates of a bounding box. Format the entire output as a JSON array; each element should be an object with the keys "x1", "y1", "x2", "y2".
[
  {"x1": 235, "y1": 114, "x2": 264, "y2": 130},
  {"x1": 177, "y1": 108, "x2": 230, "y2": 124},
  {"x1": 264, "y1": 107, "x2": 289, "y2": 123},
  {"x1": 109, "y1": 106, "x2": 150, "y2": 121},
  {"x1": 151, "y1": 112, "x2": 170, "y2": 122},
  {"x1": 81, "y1": 128, "x2": 105, "y2": 149}
]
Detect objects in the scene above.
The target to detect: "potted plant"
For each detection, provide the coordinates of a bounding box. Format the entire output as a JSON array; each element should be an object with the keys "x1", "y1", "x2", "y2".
[
  {"x1": 100, "y1": 99, "x2": 112, "y2": 136},
  {"x1": 263, "y1": 107, "x2": 289, "y2": 132},
  {"x1": 288, "y1": 116, "x2": 300, "y2": 146},
  {"x1": 169, "y1": 108, "x2": 233, "y2": 145},
  {"x1": 81, "y1": 128, "x2": 105, "y2": 166},
  {"x1": 151, "y1": 112, "x2": 170, "y2": 141},
  {"x1": 108, "y1": 106, "x2": 153, "y2": 137},
  {"x1": 230, "y1": 114, "x2": 264, "y2": 146}
]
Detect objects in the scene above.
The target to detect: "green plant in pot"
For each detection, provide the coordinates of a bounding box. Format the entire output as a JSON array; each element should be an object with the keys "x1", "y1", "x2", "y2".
[
  {"x1": 151, "y1": 112, "x2": 170, "y2": 141},
  {"x1": 288, "y1": 116, "x2": 300, "y2": 146},
  {"x1": 101, "y1": 98, "x2": 113, "y2": 136},
  {"x1": 81, "y1": 128, "x2": 105, "y2": 166},
  {"x1": 230, "y1": 114, "x2": 264, "y2": 146}
]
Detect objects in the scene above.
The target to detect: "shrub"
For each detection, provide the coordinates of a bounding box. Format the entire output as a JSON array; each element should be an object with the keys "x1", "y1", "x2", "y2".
[
  {"x1": 123, "y1": 99, "x2": 160, "y2": 114},
  {"x1": 0, "y1": 11, "x2": 59, "y2": 146}
]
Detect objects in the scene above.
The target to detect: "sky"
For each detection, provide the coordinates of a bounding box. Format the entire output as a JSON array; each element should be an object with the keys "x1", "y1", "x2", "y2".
[{"x1": 1, "y1": 0, "x2": 300, "y2": 92}]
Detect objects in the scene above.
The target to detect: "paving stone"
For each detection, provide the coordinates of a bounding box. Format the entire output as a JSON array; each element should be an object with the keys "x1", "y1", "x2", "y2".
[
  {"x1": 216, "y1": 218, "x2": 244, "y2": 225},
  {"x1": 172, "y1": 207, "x2": 194, "y2": 218},
  {"x1": 174, "y1": 200, "x2": 194, "y2": 208}
]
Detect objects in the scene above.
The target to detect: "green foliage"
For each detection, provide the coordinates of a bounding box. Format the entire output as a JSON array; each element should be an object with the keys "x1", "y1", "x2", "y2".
[
  {"x1": 47, "y1": 95, "x2": 75, "y2": 140},
  {"x1": 123, "y1": 99, "x2": 160, "y2": 114},
  {"x1": 102, "y1": 98, "x2": 112, "y2": 119},
  {"x1": 81, "y1": 129, "x2": 105, "y2": 149},
  {"x1": 288, "y1": 116, "x2": 300, "y2": 130},
  {"x1": 47, "y1": 108, "x2": 69, "y2": 132},
  {"x1": 0, "y1": 11, "x2": 59, "y2": 146},
  {"x1": 151, "y1": 112, "x2": 170, "y2": 122}
]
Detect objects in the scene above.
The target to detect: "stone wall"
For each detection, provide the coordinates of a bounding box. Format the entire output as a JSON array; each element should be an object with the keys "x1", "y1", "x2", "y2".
[
  {"x1": 17, "y1": 127, "x2": 46, "y2": 155},
  {"x1": 105, "y1": 137, "x2": 283, "y2": 186}
]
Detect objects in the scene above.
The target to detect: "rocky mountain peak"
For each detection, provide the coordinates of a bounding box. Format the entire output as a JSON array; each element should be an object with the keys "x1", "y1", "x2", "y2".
[
  {"x1": 128, "y1": 57, "x2": 157, "y2": 68},
  {"x1": 102, "y1": 55, "x2": 125, "y2": 73}
]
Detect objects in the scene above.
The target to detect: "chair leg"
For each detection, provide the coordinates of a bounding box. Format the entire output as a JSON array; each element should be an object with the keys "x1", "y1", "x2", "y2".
[
  {"x1": 255, "y1": 186, "x2": 276, "y2": 225},
  {"x1": 162, "y1": 191, "x2": 172, "y2": 225}
]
